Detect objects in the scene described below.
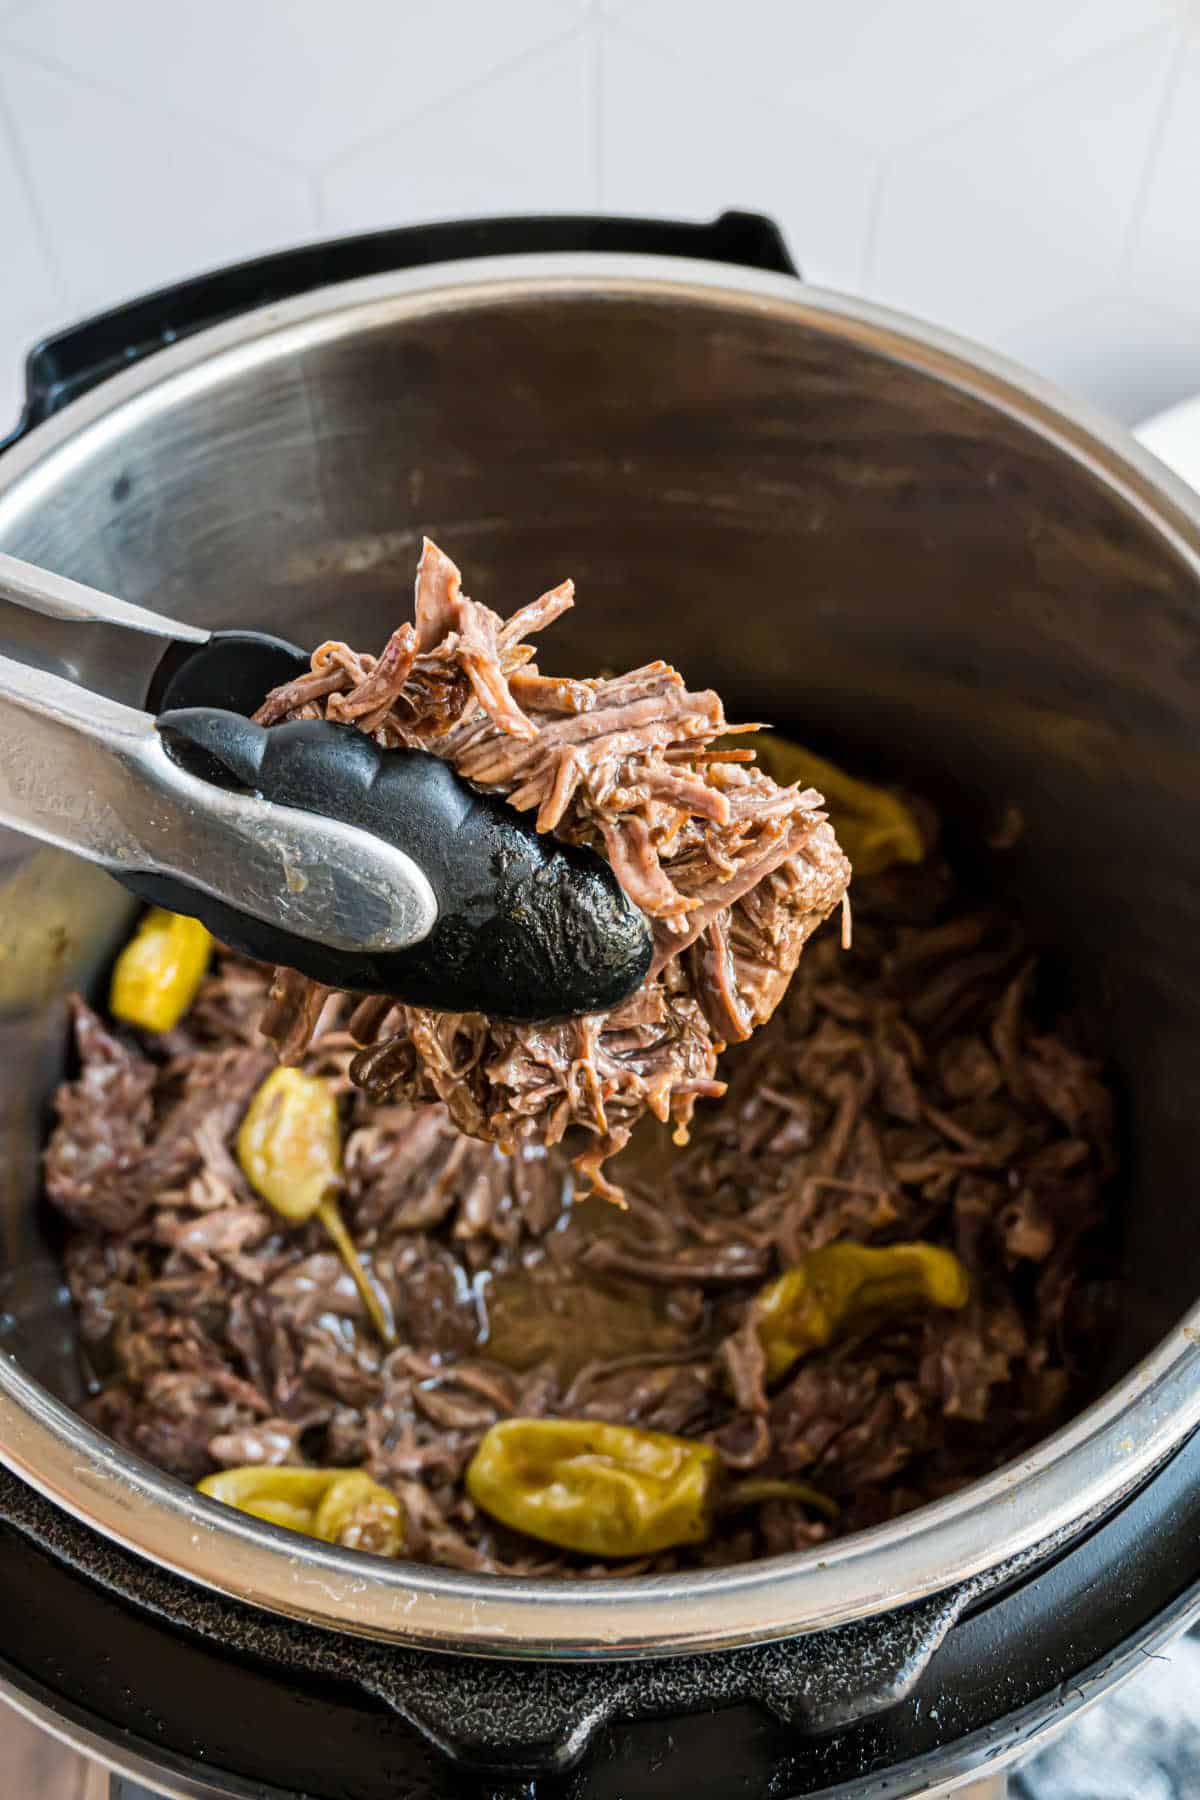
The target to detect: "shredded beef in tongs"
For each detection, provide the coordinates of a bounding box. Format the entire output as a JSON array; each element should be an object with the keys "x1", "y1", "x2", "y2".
[{"x1": 255, "y1": 541, "x2": 851, "y2": 1197}]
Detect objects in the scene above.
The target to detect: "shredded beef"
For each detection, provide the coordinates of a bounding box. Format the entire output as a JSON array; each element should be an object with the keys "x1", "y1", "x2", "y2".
[
  {"x1": 252, "y1": 540, "x2": 851, "y2": 1197},
  {"x1": 45, "y1": 843, "x2": 1117, "y2": 1573}
]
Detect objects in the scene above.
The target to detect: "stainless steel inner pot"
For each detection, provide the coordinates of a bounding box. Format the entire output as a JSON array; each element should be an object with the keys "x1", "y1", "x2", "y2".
[{"x1": 1, "y1": 253, "x2": 1199, "y2": 1660}]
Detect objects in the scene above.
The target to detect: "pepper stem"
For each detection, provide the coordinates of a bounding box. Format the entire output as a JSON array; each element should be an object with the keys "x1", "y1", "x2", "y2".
[
  {"x1": 316, "y1": 1197, "x2": 396, "y2": 1347},
  {"x1": 718, "y1": 1476, "x2": 839, "y2": 1521}
]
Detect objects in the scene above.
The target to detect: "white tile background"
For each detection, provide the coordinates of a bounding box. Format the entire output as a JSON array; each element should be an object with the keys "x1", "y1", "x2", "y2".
[{"x1": 1, "y1": 0, "x2": 1198, "y2": 436}]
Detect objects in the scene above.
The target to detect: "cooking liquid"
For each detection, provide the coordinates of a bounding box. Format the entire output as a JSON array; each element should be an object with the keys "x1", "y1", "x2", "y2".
[{"x1": 475, "y1": 1125, "x2": 710, "y2": 1381}]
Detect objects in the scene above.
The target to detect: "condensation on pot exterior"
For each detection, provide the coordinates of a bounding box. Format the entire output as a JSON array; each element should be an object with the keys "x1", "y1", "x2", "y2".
[{"x1": 0, "y1": 218, "x2": 1198, "y2": 1798}]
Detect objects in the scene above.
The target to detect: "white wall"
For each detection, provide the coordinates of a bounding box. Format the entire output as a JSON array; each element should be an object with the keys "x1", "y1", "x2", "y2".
[{"x1": 2, "y1": 0, "x2": 1198, "y2": 436}]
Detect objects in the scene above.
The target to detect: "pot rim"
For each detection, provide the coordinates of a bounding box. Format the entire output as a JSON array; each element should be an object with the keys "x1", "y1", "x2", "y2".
[{"x1": 2, "y1": 250, "x2": 1199, "y2": 1658}]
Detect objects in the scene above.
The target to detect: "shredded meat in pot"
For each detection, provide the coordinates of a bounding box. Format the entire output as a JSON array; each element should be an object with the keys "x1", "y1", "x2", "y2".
[
  {"x1": 46, "y1": 847, "x2": 1117, "y2": 1573},
  {"x1": 253, "y1": 540, "x2": 851, "y2": 1199}
]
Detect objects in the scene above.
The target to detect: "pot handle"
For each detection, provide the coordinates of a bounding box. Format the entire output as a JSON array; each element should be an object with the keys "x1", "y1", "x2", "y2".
[
  {"x1": 338, "y1": 1582, "x2": 975, "y2": 1775},
  {"x1": 1, "y1": 210, "x2": 797, "y2": 447},
  {"x1": 100, "y1": 1585, "x2": 974, "y2": 1784}
]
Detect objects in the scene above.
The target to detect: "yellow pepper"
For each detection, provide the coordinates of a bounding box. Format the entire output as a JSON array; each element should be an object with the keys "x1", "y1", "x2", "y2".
[
  {"x1": 753, "y1": 736, "x2": 925, "y2": 878},
  {"x1": 237, "y1": 1065, "x2": 342, "y2": 1224},
  {"x1": 311, "y1": 1469, "x2": 406, "y2": 1555},
  {"x1": 467, "y1": 1419, "x2": 720, "y2": 1557},
  {"x1": 755, "y1": 1241, "x2": 970, "y2": 1383},
  {"x1": 109, "y1": 907, "x2": 212, "y2": 1032},
  {"x1": 198, "y1": 1465, "x2": 404, "y2": 1557},
  {"x1": 466, "y1": 1422, "x2": 836, "y2": 1554},
  {"x1": 236, "y1": 1067, "x2": 396, "y2": 1346}
]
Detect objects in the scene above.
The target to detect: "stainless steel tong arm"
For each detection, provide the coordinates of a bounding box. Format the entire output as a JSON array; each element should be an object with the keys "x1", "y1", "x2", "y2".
[
  {"x1": 0, "y1": 551, "x2": 211, "y2": 641},
  {"x1": 0, "y1": 653, "x2": 438, "y2": 953}
]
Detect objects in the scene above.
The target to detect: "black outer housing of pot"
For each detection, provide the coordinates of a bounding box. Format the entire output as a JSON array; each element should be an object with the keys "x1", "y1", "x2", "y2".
[
  {"x1": 1, "y1": 213, "x2": 1199, "y2": 1797},
  {"x1": 3, "y1": 1437, "x2": 1200, "y2": 1798}
]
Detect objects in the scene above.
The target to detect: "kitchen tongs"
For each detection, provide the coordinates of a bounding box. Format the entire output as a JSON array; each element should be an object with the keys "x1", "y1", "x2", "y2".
[{"x1": 0, "y1": 554, "x2": 652, "y2": 1020}]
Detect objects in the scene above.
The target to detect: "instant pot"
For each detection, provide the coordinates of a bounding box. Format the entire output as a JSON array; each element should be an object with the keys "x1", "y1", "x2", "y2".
[{"x1": 1, "y1": 211, "x2": 1200, "y2": 1800}]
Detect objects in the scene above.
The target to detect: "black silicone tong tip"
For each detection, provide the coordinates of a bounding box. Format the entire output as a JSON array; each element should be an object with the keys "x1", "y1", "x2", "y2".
[
  {"x1": 152, "y1": 690, "x2": 654, "y2": 1022},
  {"x1": 147, "y1": 631, "x2": 312, "y2": 718}
]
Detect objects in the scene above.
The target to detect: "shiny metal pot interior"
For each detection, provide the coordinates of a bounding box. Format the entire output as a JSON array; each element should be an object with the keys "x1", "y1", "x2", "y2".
[{"x1": 1, "y1": 254, "x2": 1199, "y2": 1658}]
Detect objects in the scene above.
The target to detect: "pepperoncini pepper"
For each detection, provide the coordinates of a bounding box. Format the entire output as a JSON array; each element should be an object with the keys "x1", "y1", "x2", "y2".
[
  {"x1": 109, "y1": 907, "x2": 212, "y2": 1031},
  {"x1": 753, "y1": 736, "x2": 925, "y2": 878},
  {"x1": 466, "y1": 1420, "x2": 837, "y2": 1556},
  {"x1": 236, "y1": 1067, "x2": 395, "y2": 1346},
  {"x1": 198, "y1": 1465, "x2": 404, "y2": 1557},
  {"x1": 466, "y1": 1419, "x2": 719, "y2": 1557},
  {"x1": 755, "y1": 1241, "x2": 970, "y2": 1382}
]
